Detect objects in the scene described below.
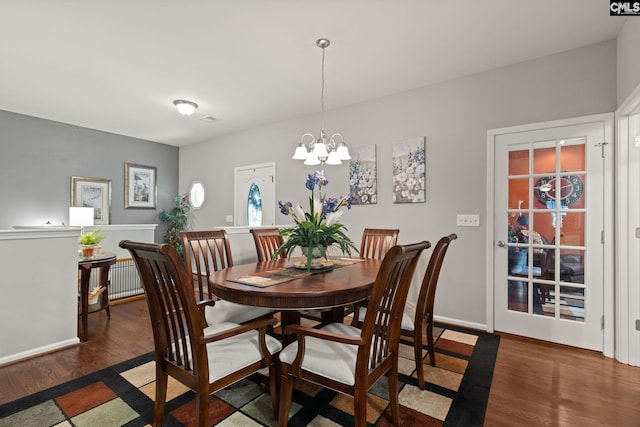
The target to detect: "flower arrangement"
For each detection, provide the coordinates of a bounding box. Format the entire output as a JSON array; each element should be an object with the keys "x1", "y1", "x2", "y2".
[{"x1": 273, "y1": 170, "x2": 358, "y2": 269}]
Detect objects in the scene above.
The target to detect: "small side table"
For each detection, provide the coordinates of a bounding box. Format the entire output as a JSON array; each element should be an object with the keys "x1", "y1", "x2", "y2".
[{"x1": 78, "y1": 251, "x2": 117, "y2": 342}]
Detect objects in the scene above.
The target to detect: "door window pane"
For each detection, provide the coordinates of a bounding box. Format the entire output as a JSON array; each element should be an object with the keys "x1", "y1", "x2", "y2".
[
  {"x1": 559, "y1": 286, "x2": 585, "y2": 322},
  {"x1": 508, "y1": 146, "x2": 530, "y2": 175},
  {"x1": 533, "y1": 141, "x2": 556, "y2": 175},
  {"x1": 247, "y1": 183, "x2": 263, "y2": 226},
  {"x1": 508, "y1": 178, "x2": 529, "y2": 210},
  {"x1": 560, "y1": 140, "x2": 586, "y2": 172}
]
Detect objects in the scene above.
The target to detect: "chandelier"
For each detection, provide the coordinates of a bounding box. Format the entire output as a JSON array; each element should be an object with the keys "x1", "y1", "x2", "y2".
[{"x1": 292, "y1": 38, "x2": 351, "y2": 166}]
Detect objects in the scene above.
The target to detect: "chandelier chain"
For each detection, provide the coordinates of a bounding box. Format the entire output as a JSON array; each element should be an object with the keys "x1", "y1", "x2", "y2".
[{"x1": 320, "y1": 45, "x2": 326, "y2": 132}]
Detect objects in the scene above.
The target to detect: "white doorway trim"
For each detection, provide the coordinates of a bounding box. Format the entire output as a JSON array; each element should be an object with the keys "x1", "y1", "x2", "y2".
[
  {"x1": 486, "y1": 113, "x2": 614, "y2": 357},
  {"x1": 615, "y1": 83, "x2": 640, "y2": 366}
]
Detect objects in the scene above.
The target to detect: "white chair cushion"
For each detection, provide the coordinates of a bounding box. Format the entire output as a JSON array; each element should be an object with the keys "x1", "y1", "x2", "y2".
[
  {"x1": 279, "y1": 322, "x2": 361, "y2": 386},
  {"x1": 354, "y1": 305, "x2": 416, "y2": 332},
  {"x1": 202, "y1": 322, "x2": 282, "y2": 383},
  {"x1": 205, "y1": 300, "x2": 274, "y2": 325}
]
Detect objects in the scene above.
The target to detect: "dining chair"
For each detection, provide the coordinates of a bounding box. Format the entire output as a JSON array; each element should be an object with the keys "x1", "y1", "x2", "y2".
[
  {"x1": 120, "y1": 240, "x2": 282, "y2": 427},
  {"x1": 278, "y1": 241, "x2": 431, "y2": 427},
  {"x1": 351, "y1": 234, "x2": 457, "y2": 390},
  {"x1": 250, "y1": 227, "x2": 286, "y2": 262},
  {"x1": 359, "y1": 228, "x2": 400, "y2": 259},
  {"x1": 180, "y1": 230, "x2": 274, "y2": 325}
]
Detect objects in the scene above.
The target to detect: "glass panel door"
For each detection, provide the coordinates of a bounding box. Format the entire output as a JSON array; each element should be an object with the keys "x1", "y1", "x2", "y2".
[{"x1": 494, "y1": 121, "x2": 605, "y2": 351}]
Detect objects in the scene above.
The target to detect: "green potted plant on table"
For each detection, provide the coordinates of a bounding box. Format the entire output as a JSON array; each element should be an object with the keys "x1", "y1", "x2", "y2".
[
  {"x1": 273, "y1": 170, "x2": 358, "y2": 270},
  {"x1": 78, "y1": 230, "x2": 106, "y2": 258}
]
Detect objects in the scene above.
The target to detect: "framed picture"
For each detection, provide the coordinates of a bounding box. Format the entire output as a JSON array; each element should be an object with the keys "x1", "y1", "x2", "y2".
[
  {"x1": 71, "y1": 176, "x2": 111, "y2": 225},
  {"x1": 392, "y1": 137, "x2": 426, "y2": 203},
  {"x1": 125, "y1": 163, "x2": 157, "y2": 209},
  {"x1": 349, "y1": 144, "x2": 377, "y2": 205}
]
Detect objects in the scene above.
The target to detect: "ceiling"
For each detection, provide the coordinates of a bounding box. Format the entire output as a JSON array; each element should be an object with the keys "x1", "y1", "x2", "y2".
[{"x1": 0, "y1": 1, "x2": 624, "y2": 147}]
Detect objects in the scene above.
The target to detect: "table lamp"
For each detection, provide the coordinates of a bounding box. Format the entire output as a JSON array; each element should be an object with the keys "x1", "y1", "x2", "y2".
[{"x1": 69, "y1": 207, "x2": 94, "y2": 235}]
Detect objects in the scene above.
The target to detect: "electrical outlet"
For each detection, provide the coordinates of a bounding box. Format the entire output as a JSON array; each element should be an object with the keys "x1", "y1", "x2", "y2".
[
  {"x1": 456, "y1": 214, "x2": 480, "y2": 227},
  {"x1": 225, "y1": 215, "x2": 233, "y2": 223}
]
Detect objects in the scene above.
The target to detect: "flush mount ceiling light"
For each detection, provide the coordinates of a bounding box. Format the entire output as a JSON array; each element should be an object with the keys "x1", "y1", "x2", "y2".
[
  {"x1": 173, "y1": 99, "x2": 198, "y2": 116},
  {"x1": 292, "y1": 38, "x2": 351, "y2": 166}
]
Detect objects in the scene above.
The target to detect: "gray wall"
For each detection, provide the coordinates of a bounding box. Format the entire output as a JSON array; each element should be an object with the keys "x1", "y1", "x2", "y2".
[
  {"x1": 617, "y1": 18, "x2": 640, "y2": 104},
  {"x1": 180, "y1": 40, "x2": 617, "y2": 327},
  {"x1": 0, "y1": 111, "x2": 179, "y2": 242}
]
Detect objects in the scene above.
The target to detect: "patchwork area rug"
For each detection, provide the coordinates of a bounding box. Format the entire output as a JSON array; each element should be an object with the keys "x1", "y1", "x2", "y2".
[{"x1": 0, "y1": 323, "x2": 499, "y2": 427}]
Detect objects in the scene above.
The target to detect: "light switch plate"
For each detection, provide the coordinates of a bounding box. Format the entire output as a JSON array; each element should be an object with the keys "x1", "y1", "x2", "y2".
[
  {"x1": 457, "y1": 214, "x2": 480, "y2": 227},
  {"x1": 636, "y1": 227, "x2": 640, "y2": 238}
]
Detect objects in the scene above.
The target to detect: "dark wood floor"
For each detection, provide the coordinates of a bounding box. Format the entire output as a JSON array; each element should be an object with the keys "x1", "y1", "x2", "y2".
[{"x1": 1, "y1": 298, "x2": 639, "y2": 426}]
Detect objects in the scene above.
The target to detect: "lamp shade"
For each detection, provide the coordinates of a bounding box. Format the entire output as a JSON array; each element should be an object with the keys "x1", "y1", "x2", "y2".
[
  {"x1": 69, "y1": 207, "x2": 94, "y2": 227},
  {"x1": 173, "y1": 99, "x2": 198, "y2": 116},
  {"x1": 292, "y1": 144, "x2": 308, "y2": 160},
  {"x1": 325, "y1": 151, "x2": 342, "y2": 165}
]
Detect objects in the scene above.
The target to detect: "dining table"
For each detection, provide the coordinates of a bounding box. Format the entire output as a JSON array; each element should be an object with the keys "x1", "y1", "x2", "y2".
[{"x1": 209, "y1": 257, "x2": 382, "y2": 343}]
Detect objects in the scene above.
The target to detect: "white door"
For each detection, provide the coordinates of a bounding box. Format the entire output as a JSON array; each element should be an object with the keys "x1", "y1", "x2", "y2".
[
  {"x1": 492, "y1": 117, "x2": 611, "y2": 351},
  {"x1": 234, "y1": 162, "x2": 276, "y2": 226}
]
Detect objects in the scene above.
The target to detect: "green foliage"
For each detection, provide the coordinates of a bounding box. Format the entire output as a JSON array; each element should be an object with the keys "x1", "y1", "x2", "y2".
[
  {"x1": 159, "y1": 194, "x2": 191, "y2": 257},
  {"x1": 79, "y1": 230, "x2": 105, "y2": 246}
]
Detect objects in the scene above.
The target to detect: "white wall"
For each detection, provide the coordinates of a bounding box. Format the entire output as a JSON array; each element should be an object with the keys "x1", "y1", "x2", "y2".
[
  {"x1": 617, "y1": 18, "x2": 640, "y2": 105},
  {"x1": 180, "y1": 41, "x2": 616, "y2": 327},
  {"x1": 0, "y1": 229, "x2": 79, "y2": 364}
]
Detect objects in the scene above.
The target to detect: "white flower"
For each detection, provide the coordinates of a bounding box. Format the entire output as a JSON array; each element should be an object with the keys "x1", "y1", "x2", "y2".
[
  {"x1": 292, "y1": 204, "x2": 306, "y2": 222},
  {"x1": 325, "y1": 210, "x2": 343, "y2": 227},
  {"x1": 313, "y1": 197, "x2": 323, "y2": 217}
]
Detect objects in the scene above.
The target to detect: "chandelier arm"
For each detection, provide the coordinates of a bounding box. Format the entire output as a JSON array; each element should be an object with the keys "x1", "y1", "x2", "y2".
[
  {"x1": 328, "y1": 133, "x2": 344, "y2": 150},
  {"x1": 301, "y1": 133, "x2": 316, "y2": 149}
]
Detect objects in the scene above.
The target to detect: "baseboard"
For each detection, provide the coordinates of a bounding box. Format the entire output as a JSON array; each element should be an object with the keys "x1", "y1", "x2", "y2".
[
  {"x1": 0, "y1": 338, "x2": 80, "y2": 367},
  {"x1": 434, "y1": 315, "x2": 487, "y2": 332}
]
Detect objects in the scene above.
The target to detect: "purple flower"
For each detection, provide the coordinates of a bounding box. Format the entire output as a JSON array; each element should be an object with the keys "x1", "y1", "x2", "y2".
[
  {"x1": 343, "y1": 194, "x2": 354, "y2": 209},
  {"x1": 322, "y1": 197, "x2": 338, "y2": 214},
  {"x1": 278, "y1": 200, "x2": 292, "y2": 215},
  {"x1": 305, "y1": 170, "x2": 328, "y2": 191}
]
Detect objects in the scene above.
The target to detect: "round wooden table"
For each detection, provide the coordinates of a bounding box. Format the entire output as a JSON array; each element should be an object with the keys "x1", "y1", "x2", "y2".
[{"x1": 209, "y1": 257, "x2": 382, "y2": 343}]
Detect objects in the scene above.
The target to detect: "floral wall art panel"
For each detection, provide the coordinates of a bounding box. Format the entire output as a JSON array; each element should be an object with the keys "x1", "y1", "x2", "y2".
[
  {"x1": 392, "y1": 137, "x2": 426, "y2": 203},
  {"x1": 349, "y1": 144, "x2": 377, "y2": 205}
]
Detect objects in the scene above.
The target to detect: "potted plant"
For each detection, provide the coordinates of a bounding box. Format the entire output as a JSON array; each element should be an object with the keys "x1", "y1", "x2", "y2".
[
  {"x1": 273, "y1": 170, "x2": 358, "y2": 270},
  {"x1": 78, "y1": 230, "x2": 105, "y2": 257},
  {"x1": 159, "y1": 194, "x2": 191, "y2": 257}
]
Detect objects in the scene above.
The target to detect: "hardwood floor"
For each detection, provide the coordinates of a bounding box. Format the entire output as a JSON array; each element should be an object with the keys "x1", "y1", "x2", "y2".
[{"x1": 1, "y1": 298, "x2": 639, "y2": 426}]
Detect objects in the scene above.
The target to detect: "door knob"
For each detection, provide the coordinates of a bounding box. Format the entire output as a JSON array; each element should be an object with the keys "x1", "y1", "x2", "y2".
[{"x1": 497, "y1": 240, "x2": 506, "y2": 247}]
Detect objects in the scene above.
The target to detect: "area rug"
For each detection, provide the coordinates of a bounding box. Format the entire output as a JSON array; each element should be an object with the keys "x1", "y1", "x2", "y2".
[{"x1": 0, "y1": 323, "x2": 499, "y2": 427}]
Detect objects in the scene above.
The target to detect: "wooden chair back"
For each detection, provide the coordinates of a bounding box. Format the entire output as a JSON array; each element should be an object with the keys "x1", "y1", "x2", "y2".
[
  {"x1": 250, "y1": 228, "x2": 285, "y2": 262},
  {"x1": 121, "y1": 240, "x2": 281, "y2": 426},
  {"x1": 358, "y1": 241, "x2": 430, "y2": 372},
  {"x1": 180, "y1": 230, "x2": 233, "y2": 301},
  {"x1": 120, "y1": 240, "x2": 207, "y2": 388},
  {"x1": 359, "y1": 228, "x2": 399, "y2": 260},
  {"x1": 405, "y1": 233, "x2": 457, "y2": 389},
  {"x1": 278, "y1": 240, "x2": 431, "y2": 427}
]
